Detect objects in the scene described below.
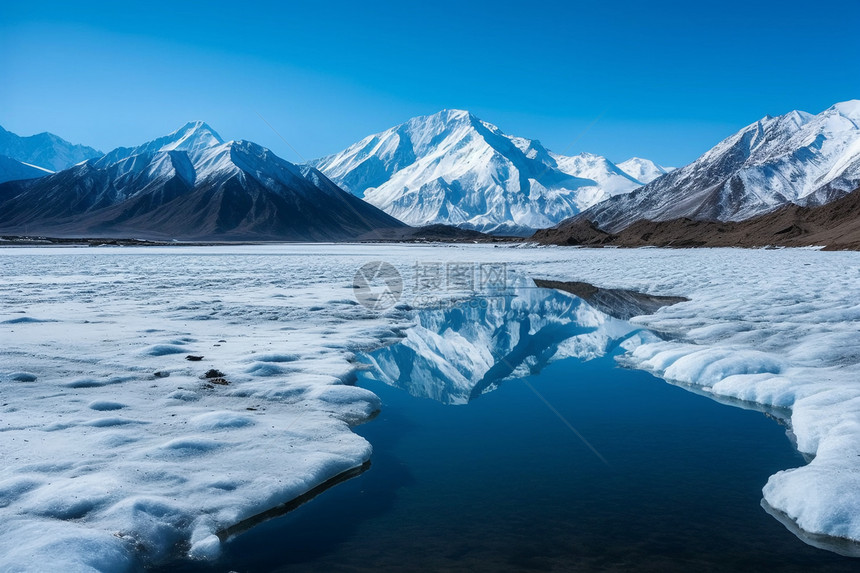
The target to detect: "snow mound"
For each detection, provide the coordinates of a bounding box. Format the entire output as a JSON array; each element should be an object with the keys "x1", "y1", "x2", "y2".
[
  {"x1": 88, "y1": 401, "x2": 127, "y2": 411},
  {"x1": 141, "y1": 344, "x2": 188, "y2": 356}
]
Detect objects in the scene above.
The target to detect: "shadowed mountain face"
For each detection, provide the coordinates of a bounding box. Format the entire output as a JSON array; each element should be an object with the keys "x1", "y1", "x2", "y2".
[
  {"x1": 0, "y1": 123, "x2": 406, "y2": 241},
  {"x1": 359, "y1": 282, "x2": 678, "y2": 405},
  {"x1": 0, "y1": 155, "x2": 53, "y2": 185}
]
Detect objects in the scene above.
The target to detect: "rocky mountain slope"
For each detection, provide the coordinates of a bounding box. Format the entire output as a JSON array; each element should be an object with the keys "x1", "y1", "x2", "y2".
[
  {"x1": 0, "y1": 122, "x2": 406, "y2": 241},
  {"x1": 533, "y1": 186, "x2": 860, "y2": 250}
]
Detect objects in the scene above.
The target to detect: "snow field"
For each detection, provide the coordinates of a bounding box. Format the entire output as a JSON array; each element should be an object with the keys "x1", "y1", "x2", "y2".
[{"x1": 1, "y1": 244, "x2": 859, "y2": 569}]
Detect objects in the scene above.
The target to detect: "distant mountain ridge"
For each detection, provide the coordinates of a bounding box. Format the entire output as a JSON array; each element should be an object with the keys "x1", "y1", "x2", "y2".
[
  {"x1": 312, "y1": 110, "x2": 669, "y2": 234},
  {"x1": 569, "y1": 100, "x2": 860, "y2": 233},
  {"x1": 617, "y1": 157, "x2": 673, "y2": 185},
  {"x1": 0, "y1": 155, "x2": 53, "y2": 185},
  {"x1": 0, "y1": 122, "x2": 406, "y2": 241},
  {"x1": 9, "y1": 101, "x2": 858, "y2": 244},
  {"x1": 0, "y1": 125, "x2": 102, "y2": 172}
]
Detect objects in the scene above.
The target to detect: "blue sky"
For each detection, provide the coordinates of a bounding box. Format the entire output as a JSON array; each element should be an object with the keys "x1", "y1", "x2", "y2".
[{"x1": 1, "y1": 0, "x2": 858, "y2": 167}]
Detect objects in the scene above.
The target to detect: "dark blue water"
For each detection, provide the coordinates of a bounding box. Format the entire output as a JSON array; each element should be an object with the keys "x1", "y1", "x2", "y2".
[
  {"x1": 168, "y1": 355, "x2": 855, "y2": 572},
  {"x1": 163, "y1": 290, "x2": 859, "y2": 572}
]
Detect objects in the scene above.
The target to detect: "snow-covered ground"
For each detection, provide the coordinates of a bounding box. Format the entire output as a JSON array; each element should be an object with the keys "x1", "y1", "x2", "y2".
[{"x1": 1, "y1": 244, "x2": 859, "y2": 569}]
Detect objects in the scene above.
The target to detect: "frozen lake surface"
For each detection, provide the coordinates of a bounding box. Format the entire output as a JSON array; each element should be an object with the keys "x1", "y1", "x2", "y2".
[
  {"x1": 163, "y1": 288, "x2": 858, "y2": 572},
  {"x1": 1, "y1": 244, "x2": 859, "y2": 570}
]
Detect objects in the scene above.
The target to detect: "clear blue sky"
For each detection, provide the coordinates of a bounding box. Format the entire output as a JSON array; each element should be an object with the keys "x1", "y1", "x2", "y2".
[{"x1": 1, "y1": 0, "x2": 858, "y2": 167}]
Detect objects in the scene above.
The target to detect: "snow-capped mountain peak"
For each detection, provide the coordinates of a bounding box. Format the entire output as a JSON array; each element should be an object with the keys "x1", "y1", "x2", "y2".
[
  {"x1": 617, "y1": 157, "x2": 672, "y2": 184},
  {"x1": 159, "y1": 121, "x2": 224, "y2": 153},
  {"x1": 193, "y1": 139, "x2": 338, "y2": 199},
  {"x1": 312, "y1": 110, "x2": 661, "y2": 234},
  {"x1": 95, "y1": 121, "x2": 224, "y2": 168},
  {"x1": 830, "y1": 99, "x2": 860, "y2": 121}
]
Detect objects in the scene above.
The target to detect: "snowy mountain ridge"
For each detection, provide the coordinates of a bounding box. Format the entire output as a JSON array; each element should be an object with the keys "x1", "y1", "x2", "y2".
[
  {"x1": 312, "y1": 110, "x2": 669, "y2": 234},
  {"x1": 0, "y1": 123, "x2": 405, "y2": 240},
  {"x1": 0, "y1": 125, "x2": 102, "y2": 172},
  {"x1": 576, "y1": 99, "x2": 860, "y2": 233},
  {"x1": 94, "y1": 121, "x2": 225, "y2": 168},
  {"x1": 617, "y1": 157, "x2": 673, "y2": 185}
]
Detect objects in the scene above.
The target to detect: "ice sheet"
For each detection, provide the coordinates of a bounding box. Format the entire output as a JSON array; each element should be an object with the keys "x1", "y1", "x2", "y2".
[{"x1": 1, "y1": 244, "x2": 859, "y2": 568}]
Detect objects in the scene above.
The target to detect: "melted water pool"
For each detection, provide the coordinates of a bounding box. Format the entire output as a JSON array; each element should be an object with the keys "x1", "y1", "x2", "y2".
[{"x1": 165, "y1": 288, "x2": 859, "y2": 572}]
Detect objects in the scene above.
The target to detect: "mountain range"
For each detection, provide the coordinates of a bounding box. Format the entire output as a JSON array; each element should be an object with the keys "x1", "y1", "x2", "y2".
[
  {"x1": 565, "y1": 100, "x2": 860, "y2": 233},
  {"x1": 0, "y1": 125, "x2": 102, "y2": 174},
  {"x1": 0, "y1": 122, "x2": 405, "y2": 241},
  {"x1": 312, "y1": 110, "x2": 670, "y2": 235},
  {"x1": 2, "y1": 100, "x2": 859, "y2": 246}
]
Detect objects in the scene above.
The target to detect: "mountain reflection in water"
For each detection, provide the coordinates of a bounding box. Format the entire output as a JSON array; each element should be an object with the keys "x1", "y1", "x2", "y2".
[{"x1": 361, "y1": 282, "x2": 674, "y2": 404}]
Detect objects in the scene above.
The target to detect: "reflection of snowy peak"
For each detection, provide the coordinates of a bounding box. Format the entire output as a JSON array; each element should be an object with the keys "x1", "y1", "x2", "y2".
[
  {"x1": 313, "y1": 110, "x2": 660, "y2": 234},
  {"x1": 0, "y1": 123, "x2": 405, "y2": 240},
  {"x1": 363, "y1": 283, "x2": 653, "y2": 404},
  {"x1": 579, "y1": 100, "x2": 860, "y2": 232}
]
